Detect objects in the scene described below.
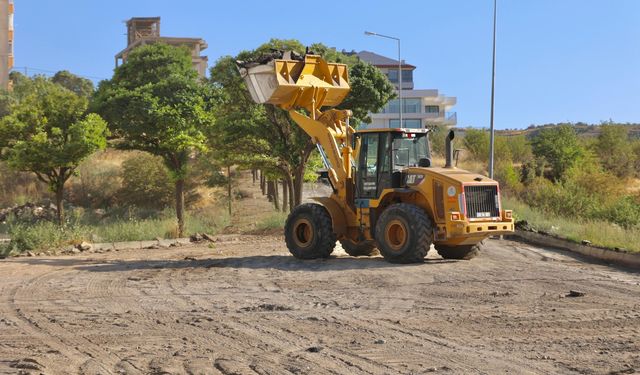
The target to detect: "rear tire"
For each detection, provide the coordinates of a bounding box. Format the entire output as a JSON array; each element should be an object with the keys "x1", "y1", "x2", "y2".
[
  {"x1": 285, "y1": 203, "x2": 336, "y2": 259},
  {"x1": 375, "y1": 203, "x2": 433, "y2": 263},
  {"x1": 435, "y1": 242, "x2": 482, "y2": 260},
  {"x1": 340, "y1": 239, "x2": 378, "y2": 257}
]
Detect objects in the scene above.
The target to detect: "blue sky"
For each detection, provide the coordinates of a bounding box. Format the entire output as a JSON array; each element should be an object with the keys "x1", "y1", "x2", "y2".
[{"x1": 13, "y1": 0, "x2": 640, "y2": 129}]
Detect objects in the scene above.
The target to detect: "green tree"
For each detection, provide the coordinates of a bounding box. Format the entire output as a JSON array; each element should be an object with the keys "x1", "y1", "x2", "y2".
[
  {"x1": 52, "y1": 70, "x2": 94, "y2": 98},
  {"x1": 93, "y1": 43, "x2": 217, "y2": 236},
  {"x1": 462, "y1": 128, "x2": 489, "y2": 160},
  {"x1": 0, "y1": 75, "x2": 108, "y2": 224},
  {"x1": 595, "y1": 123, "x2": 636, "y2": 178},
  {"x1": 210, "y1": 39, "x2": 395, "y2": 208},
  {"x1": 531, "y1": 124, "x2": 584, "y2": 180}
]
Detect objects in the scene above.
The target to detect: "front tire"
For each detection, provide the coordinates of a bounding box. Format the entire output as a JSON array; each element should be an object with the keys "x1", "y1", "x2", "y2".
[
  {"x1": 285, "y1": 203, "x2": 336, "y2": 259},
  {"x1": 375, "y1": 203, "x2": 433, "y2": 263},
  {"x1": 435, "y1": 242, "x2": 482, "y2": 260},
  {"x1": 340, "y1": 239, "x2": 378, "y2": 257}
]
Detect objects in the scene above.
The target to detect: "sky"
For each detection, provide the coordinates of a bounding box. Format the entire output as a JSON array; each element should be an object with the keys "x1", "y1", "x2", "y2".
[{"x1": 12, "y1": 0, "x2": 640, "y2": 129}]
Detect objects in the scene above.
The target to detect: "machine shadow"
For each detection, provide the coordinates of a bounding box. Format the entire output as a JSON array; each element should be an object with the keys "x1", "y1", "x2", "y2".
[{"x1": 10, "y1": 254, "x2": 459, "y2": 273}]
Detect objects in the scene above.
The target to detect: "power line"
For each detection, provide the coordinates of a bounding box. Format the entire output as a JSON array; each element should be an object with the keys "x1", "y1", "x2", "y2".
[{"x1": 10, "y1": 66, "x2": 108, "y2": 81}]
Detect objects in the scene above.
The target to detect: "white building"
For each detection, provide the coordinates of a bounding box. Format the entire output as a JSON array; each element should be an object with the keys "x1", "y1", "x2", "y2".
[{"x1": 356, "y1": 51, "x2": 456, "y2": 129}]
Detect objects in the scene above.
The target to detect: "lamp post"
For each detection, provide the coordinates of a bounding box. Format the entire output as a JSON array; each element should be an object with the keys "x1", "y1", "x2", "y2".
[
  {"x1": 365, "y1": 31, "x2": 402, "y2": 127},
  {"x1": 488, "y1": 0, "x2": 497, "y2": 179}
]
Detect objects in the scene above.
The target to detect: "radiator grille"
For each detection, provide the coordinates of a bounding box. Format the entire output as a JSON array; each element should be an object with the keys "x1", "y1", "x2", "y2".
[{"x1": 464, "y1": 185, "x2": 500, "y2": 218}]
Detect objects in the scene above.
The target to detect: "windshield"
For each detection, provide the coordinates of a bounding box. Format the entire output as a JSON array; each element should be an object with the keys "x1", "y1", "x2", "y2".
[{"x1": 392, "y1": 133, "x2": 430, "y2": 169}]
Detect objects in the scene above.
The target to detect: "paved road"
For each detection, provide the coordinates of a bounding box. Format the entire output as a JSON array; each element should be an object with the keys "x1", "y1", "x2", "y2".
[{"x1": 0, "y1": 236, "x2": 638, "y2": 374}]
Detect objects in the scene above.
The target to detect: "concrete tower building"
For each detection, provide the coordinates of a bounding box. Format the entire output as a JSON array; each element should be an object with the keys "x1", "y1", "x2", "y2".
[
  {"x1": 115, "y1": 17, "x2": 208, "y2": 78},
  {"x1": 0, "y1": 0, "x2": 14, "y2": 90}
]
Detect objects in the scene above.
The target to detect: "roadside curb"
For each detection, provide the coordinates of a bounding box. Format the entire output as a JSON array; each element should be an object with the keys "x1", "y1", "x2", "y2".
[
  {"x1": 508, "y1": 230, "x2": 640, "y2": 269},
  {"x1": 3, "y1": 234, "x2": 250, "y2": 258}
]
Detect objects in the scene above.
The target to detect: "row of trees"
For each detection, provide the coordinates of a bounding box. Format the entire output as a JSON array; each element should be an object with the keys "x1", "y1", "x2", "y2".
[
  {"x1": 460, "y1": 123, "x2": 640, "y2": 228},
  {"x1": 0, "y1": 39, "x2": 395, "y2": 236}
]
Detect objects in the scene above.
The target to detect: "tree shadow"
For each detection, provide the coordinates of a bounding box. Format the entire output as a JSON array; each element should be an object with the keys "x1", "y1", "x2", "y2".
[{"x1": 9, "y1": 254, "x2": 459, "y2": 273}]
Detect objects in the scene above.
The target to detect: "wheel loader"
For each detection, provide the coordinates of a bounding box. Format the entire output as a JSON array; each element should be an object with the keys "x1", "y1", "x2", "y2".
[{"x1": 238, "y1": 52, "x2": 514, "y2": 263}]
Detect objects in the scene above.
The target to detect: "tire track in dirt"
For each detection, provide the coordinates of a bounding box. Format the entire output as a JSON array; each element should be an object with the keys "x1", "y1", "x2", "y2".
[{"x1": 5, "y1": 266, "x2": 125, "y2": 374}]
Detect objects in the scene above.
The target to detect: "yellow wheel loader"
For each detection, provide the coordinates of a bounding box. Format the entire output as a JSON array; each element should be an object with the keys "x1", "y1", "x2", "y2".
[{"x1": 239, "y1": 52, "x2": 514, "y2": 263}]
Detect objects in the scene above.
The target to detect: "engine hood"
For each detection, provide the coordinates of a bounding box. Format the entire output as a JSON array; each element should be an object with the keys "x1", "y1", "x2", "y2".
[{"x1": 407, "y1": 167, "x2": 497, "y2": 185}]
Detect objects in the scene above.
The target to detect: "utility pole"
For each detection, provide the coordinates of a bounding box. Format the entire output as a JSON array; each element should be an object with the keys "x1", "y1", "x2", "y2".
[{"x1": 488, "y1": 0, "x2": 498, "y2": 179}]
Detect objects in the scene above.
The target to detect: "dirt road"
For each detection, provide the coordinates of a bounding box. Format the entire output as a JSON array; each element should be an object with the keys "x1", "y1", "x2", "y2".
[{"x1": 0, "y1": 236, "x2": 638, "y2": 375}]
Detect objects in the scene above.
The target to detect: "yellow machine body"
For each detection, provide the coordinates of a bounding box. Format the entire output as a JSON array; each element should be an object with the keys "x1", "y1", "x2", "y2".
[{"x1": 239, "y1": 54, "x2": 513, "y2": 248}]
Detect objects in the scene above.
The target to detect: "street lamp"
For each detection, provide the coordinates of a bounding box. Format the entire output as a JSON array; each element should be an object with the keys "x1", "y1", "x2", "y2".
[
  {"x1": 488, "y1": 0, "x2": 498, "y2": 179},
  {"x1": 365, "y1": 31, "x2": 403, "y2": 127}
]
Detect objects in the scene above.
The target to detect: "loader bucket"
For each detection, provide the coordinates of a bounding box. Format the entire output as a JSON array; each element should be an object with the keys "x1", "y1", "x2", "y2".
[{"x1": 238, "y1": 54, "x2": 350, "y2": 110}]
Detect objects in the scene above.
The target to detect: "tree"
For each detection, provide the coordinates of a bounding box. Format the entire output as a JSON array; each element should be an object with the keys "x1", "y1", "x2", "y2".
[
  {"x1": 531, "y1": 124, "x2": 584, "y2": 180},
  {"x1": 93, "y1": 43, "x2": 217, "y2": 236},
  {"x1": 595, "y1": 123, "x2": 636, "y2": 178},
  {"x1": 210, "y1": 39, "x2": 395, "y2": 209},
  {"x1": 52, "y1": 70, "x2": 94, "y2": 98},
  {"x1": 463, "y1": 128, "x2": 490, "y2": 161},
  {"x1": 0, "y1": 75, "x2": 108, "y2": 224}
]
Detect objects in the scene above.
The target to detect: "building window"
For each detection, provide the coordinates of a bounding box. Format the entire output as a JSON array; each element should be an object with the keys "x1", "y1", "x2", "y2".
[
  {"x1": 387, "y1": 70, "x2": 398, "y2": 83},
  {"x1": 383, "y1": 98, "x2": 421, "y2": 114},
  {"x1": 401, "y1": 69, "x2": 413, "y2": 83},
  {"x1": 404, "y1": 119, "x2": 422, "y2": 128},
  {"x1": 386, "y1": 99, "x2": 400, "y2": 113},
  {"x1": 389, "y1": 119, "x2": 422, "y2": 129},
  {"x1": 425, "y1": 105, "x2": 440, "y2": 114},
  {"x1": 404, "y1": 98, "x2": 421, "y2": 113},
  {"x1": 386, "y1": 69, "x2": 413, "y2": 84}
]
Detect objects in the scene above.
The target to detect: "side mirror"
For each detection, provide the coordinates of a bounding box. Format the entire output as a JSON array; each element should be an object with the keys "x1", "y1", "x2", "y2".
[{"x1": 418, "y1": 158, "x2": 431, "y2": 168}]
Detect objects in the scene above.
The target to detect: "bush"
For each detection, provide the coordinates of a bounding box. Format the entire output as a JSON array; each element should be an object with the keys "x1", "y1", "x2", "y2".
[
  {"x1": 67, "y1": 151, "x2": 121, "y2": 208},
  {"x1": 531, "y1": 124, "x2": 584, "y2": 180},
  {"x1": 3, "y1": 206, "x2": 231, "y2": 253},
  {"x1": 119, "y1": 153, "x2": 174, "y2": 209},
  {"x1": 7, "y1": 222, "x2": 88, "y2": 252},
  {"x1": 595, "y1": 123, "x2": 637, "y2": 178},
  {"x1": 0, "y1": 162, "x2": 49, "y2": 208}
]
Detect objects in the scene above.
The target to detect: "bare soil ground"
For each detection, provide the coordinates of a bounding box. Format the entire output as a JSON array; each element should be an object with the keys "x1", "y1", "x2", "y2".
[
  {"x1": 1, "y1": 174, "x2": 639, "y2": 374},
  {"x1": 0, "y1": 236, "x2": 639, "y2": 375}
]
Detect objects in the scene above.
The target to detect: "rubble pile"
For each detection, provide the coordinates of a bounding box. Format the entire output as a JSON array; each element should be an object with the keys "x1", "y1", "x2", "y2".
[{"x1": 0, "y1": 202, "x2": 58, "y2": 224}]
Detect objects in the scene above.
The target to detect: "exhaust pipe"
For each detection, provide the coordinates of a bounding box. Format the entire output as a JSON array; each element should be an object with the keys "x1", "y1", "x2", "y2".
[{"x1": 445, "y1": 130, "x2": 455, "y2": 168}]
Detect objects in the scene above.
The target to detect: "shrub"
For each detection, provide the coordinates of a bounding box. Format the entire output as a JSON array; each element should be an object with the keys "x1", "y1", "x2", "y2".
[
  {"x1": 119, "y1": 153, "x2": 174, "y2": 209},
  {"x1": 67, "y1": 151, "x2": 121, "y2": 208},
  {"x1": 595, "y1": 123, "x2": 636, "y2": 178},
  {"x1": 531, "y1": 124, "x2": 584, "y2": 180}
]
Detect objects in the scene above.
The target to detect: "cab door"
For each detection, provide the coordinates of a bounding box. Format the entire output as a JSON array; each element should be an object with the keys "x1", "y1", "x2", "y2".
[{"x1": 356, "y1": 132, "x2": 392, "y2": 199}]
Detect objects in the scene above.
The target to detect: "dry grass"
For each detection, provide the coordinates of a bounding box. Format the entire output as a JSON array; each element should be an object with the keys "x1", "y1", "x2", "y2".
[{"x1": 503, "y1": 196, "x2": 640, "y2": 253}]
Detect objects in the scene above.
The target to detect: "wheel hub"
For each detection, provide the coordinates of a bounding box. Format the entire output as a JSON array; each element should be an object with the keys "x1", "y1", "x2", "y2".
[
  {"x1": 292, "y1": 218, "x2": 313, "y2": 248},
  {"x1": 385, "y1": 219, "x2": 407, "y2": 251}
]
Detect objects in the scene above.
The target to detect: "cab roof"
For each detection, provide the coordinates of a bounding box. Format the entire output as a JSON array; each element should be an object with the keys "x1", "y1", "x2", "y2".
[{"x1": 355, "y1": 127, "x2": 430, "y2": 134}]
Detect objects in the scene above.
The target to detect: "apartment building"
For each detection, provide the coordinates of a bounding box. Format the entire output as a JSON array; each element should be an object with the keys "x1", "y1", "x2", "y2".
[
  {"x1": 356, "y1": 51, "x2": 456, "y2": 129},
  {"x1": 0, "y1": 0, "x2": 14, "y2": 90},
  {"x1": 115, "y1": 17, "x2": 208, "y2": 78}
]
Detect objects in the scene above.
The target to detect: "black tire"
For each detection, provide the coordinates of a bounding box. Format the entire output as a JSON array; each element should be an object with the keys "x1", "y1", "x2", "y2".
[
  {"x1": 374, "y1": 203, "x2": 433, "y2": 264},
  {"x1": 340, "y1": 239, "x2": 378, "y2": 257},
  {"x1": 435, "y1": 242, "x2": 482, "y2": 260},
  {"x1": 284, "y1": 203, "x2": 336, "y2": 259}
]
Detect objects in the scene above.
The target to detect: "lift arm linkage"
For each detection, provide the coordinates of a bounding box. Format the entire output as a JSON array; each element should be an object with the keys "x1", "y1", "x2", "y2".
[{"x1": 239, "y1": 54, "x2": 358, "y2": 205}]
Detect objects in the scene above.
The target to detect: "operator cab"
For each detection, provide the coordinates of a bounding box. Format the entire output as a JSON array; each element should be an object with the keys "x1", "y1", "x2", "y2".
[{"x1": 355, "y1": 128, "x2": 431, "y2": 199}]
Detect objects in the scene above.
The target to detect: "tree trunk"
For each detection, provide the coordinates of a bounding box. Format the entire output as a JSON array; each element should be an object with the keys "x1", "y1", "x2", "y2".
[
  {"x1": 284, "y1": 174, "x2": 295, "y2": 211},
  {"x1": 292, "y1": 166, "x2": 305, "y2": 208},
  {"x1": 260, "y1": 173, "x2": 266, "y2": 195},
  {"x1": 175, "y1": 179, "x2": 185, "y2": 237},
  {"x1": 273, "y1": 179, "x2": 280, "y2": 211},
  {"x1": 266, "y1": 180, "x2": 274, "y2": 202},
  {"x1": 55, "y1": 183, "x2": 64, "y2": 225},
  {"x1": 227, "y1": 165, "x2": 232, "y2": 216},
  {"x1": 252, "y1": 169, "x2": 257, "y2": 185},
  {"x1": 281, "y1": 179, "x2": 288, "y2": 213}
]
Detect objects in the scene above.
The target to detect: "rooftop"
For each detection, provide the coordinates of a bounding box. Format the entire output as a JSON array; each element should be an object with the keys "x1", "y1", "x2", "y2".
[{"x1": 356, "y1": 51, "x2": 416, "y2": 69}]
